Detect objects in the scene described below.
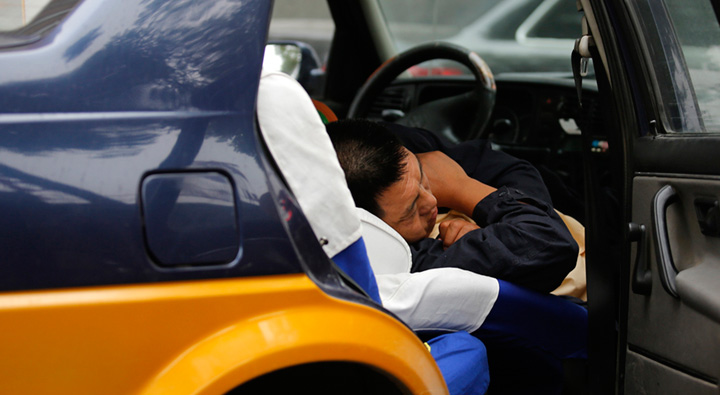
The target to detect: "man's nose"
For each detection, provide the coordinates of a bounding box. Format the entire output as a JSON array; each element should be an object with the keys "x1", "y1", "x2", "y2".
[{"x1": 418, "y1": 188, "x2": 437, "y2": 214}]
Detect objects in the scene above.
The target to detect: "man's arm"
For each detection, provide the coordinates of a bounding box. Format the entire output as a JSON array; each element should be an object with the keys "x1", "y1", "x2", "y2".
[
  {"x1": 413, "y1": 151, "x2": 577, "y2": 293},
  {"x1": 385, "y1": 122, "x2": 554, "y2": 205},
  {"x1": 412, "y1": 186, "x2": 577, "y2": 293},
  {"x1": 416, "y1": 150, "x2": 496, "y2": 215}
]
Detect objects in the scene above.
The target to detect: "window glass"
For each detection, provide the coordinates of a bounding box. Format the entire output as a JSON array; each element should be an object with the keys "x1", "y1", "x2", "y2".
[
  {"x1": 268, "y1": 0, "x2": 334, "y2": 64},
  {"x1": 380, "y1": 0, "x2": 495, "y2": 43},
  {"x1": 523, "y1": 0, "x2": 581, "y2": 40},
  {"x1": 379, "y1": 0, "x2": 584, "y2": 75},
  {"x1": 664, "y1": 0, "x2": 720, "y2": 132},
  {"x1": 0, "y1": 0, "x2": 52, "y2": 31},
  {"x1": 631, "y1": 0, "x2": 720, "y2": 133}
]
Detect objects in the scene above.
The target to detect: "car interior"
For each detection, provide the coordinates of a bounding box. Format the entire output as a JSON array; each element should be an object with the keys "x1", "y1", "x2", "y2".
[
  {"x1": 267, "y1": 0, "x2": 620, "y2": 393},
  {"x1": 269, "y1": 0, "x2": 720, "y2": 393},
  {"x1": 265, "y1": 1, "x2": 600, "y2": 391}
]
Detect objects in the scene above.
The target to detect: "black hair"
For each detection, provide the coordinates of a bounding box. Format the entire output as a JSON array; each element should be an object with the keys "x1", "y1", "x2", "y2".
[{"x1": 326, "y1": 119, "x2": 408, "y2": 217}]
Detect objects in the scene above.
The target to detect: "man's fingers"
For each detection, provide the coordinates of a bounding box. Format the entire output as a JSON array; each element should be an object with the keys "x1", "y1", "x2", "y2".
[
  {"x1": 438, "y1": 219, "x2": 480, "y2": 249},
  {"x1": 442, "y1": 224, "x2": 462, "y2": 249}
]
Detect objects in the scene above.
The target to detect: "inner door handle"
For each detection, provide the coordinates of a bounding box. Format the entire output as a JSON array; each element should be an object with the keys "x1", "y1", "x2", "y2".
[
  {"x1": 628, "y1": 222, "x2": 651, "y2": 295},
  {"x1": 652, "y1": 185, "x2": 679, "y2": 298}
]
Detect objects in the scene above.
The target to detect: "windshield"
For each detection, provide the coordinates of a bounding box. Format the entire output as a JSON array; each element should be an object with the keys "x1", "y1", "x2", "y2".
[{"x1": 378, "y1": 0, "x2": 586, "y2": 76}]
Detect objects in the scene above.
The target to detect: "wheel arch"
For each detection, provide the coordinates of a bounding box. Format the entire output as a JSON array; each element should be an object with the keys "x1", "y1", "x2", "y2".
[
  {"x1": 138, "y1": 301, "x2": 447, "y2": 395},
  {"x1": 225, "y1": 361, "x2": 410, "y2": 394}
]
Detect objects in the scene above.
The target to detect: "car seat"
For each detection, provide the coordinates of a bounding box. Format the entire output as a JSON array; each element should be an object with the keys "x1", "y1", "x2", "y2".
[{"x1": 256, "y1": 69, "x2": 490, "y2": 395}]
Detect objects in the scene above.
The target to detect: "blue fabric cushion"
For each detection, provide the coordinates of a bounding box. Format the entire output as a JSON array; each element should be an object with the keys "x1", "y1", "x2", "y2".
[
  {"x1": 428, "y1": 331, "x2": 490, "y2": 395},
  {"x1": 477, "y1": 279, "x2": 587, "y2": 359},
  {"x1": 331, "y1": 237, "x2": 381, "y2": 303},
  {"x1": 472, "y1": 280, "x2": 587, "y2": 395}
]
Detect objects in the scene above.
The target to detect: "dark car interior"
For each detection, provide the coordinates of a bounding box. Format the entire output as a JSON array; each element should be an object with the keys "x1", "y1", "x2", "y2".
[
  {"x1": 302, "y1": 1, "x2": 720, "y2": 393},
  {"x1": 270, "y1": 1, "x2": 625, "y2": 392}
]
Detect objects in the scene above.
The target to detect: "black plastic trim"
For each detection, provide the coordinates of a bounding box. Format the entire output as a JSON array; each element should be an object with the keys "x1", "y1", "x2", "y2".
[
  {"x1": 628, "y1": 344, "x2": 719, "y2": 385},
  {"x1": 628, "y1": 223, "x2": 651, "y2": 295},
  {"x1": 635, "y1": 135, "x2": 720, "y2": 175}
]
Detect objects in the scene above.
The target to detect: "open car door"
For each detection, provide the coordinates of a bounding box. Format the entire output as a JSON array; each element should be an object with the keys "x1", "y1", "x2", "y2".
[{"x1": 581, "y1": 0, "x2": 720, "y2": 393}]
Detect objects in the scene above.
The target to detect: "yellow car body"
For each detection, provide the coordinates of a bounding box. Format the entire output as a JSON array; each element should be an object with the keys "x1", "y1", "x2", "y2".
[{"x1": 0, "y1": 275, "x2": 447, "y2": 394}]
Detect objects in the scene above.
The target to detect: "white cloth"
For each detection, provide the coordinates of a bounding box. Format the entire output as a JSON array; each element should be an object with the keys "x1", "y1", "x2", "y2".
[
  {"x1": 358, "y1": 208, "x2": 499, "y2": 332},
  {"x1": 376, "y1": 270, "x2": 499, "y2": 332},
  {"x1": 356, "y1": 207, "x2": 412, "y2": 274},
  {"x1": 256, "y1": 70, "x2": 361, "y2": 258}
]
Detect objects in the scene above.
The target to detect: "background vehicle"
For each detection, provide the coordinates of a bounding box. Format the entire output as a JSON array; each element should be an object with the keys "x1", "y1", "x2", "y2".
[
  {"x1": 270, "y1": 0, "x2": 720, "y2": 393},
  {"x1": 0, "y1": 0, "x2": 447, "y2": 394}
]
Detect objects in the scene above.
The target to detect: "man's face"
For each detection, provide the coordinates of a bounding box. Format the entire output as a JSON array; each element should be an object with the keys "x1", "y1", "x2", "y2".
[{"x1": 377, "y1": 148, "x2": 438, "y2": 243}]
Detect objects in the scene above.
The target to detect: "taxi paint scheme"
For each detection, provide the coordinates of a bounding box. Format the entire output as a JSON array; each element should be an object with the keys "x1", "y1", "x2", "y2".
[
  {"x1": 0, "y1": 275, "x2": 446, "y2": 394},
  {"x1": 0, "y1": 0, "x2": 447, "y2": 393}
]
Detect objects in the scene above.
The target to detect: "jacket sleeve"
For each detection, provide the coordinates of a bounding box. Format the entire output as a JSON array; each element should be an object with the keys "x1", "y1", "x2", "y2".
[
  {"x1": 410, "y1": 187, "x2": 577, "y2": 293},
  {"x1": 385, "y1": 122, "x2": 554, "y2": 205}
]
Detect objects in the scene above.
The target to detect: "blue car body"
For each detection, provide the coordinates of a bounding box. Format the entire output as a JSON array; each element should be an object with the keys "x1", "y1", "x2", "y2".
[
  {"x1": 0, "y1": 0, "x2": 299, "y2": 289},
  {"x1": 0, "y1": 1, "x2": 450, "y2": 394}
]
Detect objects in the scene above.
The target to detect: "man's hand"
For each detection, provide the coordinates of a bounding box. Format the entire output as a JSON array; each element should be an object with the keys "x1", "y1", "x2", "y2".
[
  {"x1": 417, "y1": 151, "x2": 497, "y2": 216},
  {"x1": 437, "y1": 218, "x2": 480, "y2": 249}
]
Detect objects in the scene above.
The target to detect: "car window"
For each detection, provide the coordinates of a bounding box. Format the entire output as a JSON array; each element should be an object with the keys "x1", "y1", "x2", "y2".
[
  {"x1": 520, "y1": 0, "x2": 580, "y2": 40},
  {"x1": 268, "y1": 0, "x2": 334, "y2": 64},
  {"x1": 0, "y1": 0, "x2": 51, "y2": 31},
  {"x1": 378, "y1": 0, "x2": 584, "y2": 75},
  {"x1": 630, "y1": 0, "x2": 720, "y2": 133},
  {"x1": 665, "y1": 0, "x2": 720, "y2": 133},
  {"x1": 0, "y1": 0, "x2": 79, "y2": 48}
]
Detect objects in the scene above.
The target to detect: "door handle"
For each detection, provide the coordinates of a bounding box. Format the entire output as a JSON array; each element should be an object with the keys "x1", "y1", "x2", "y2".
[
  {"x1": 628, "y1": 222, "x2": 651, "y2": 295},
  {"x1": 652, "y1": 185, "x2": 679, "y2": 298},
  {"x1": 694, "y1": 197, "x2": 720, "y2": 237}
]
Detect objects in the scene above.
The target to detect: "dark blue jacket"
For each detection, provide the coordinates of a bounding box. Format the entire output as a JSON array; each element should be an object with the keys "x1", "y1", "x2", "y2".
[{"x1": 387, "y1": 123, "x2": 578, "y2": 293}]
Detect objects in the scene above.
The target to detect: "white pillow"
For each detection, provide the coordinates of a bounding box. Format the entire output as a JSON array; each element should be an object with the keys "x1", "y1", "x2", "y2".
[
  {"x1": 357, "y1": 207, "x2": 499, "y2": 332},
  {"x1": 356, "y1": 207, "x2": 412, "y2": 275},
  {"x1": 376, "y1": 269, "x2": 499, "y2": 332}
]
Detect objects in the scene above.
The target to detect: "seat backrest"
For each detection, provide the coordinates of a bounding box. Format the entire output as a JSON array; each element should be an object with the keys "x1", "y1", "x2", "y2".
[
  {"x1": 256, "y1": 72, "x2": 493, "y2": 394},
  {"x1": 256, "y1": 70, "x2": 380, "y2": 302}
]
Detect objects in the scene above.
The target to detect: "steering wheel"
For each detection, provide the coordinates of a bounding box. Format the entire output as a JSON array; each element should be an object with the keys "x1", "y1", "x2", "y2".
[{"x1": 348, "y1": 42, "x2": 496, "y2": 142}]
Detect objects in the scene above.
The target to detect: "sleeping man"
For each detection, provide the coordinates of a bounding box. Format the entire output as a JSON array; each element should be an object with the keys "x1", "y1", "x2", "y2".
[
  {"x1": 326, "y1": 118, "x2": 578, "y2": 293},
  {"x1": 326, "y1": 118, "x2": 587, "y2": 394},
  {"x1": 257, "y1": 68, "x2": 586, "y2": 394}
]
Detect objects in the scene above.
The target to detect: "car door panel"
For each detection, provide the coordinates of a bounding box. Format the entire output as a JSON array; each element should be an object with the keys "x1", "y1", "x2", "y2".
[
  {"x1": 677, "y1": 263, "x2": 720, "y2": 325},
  {"x1": 625, "y1": 351, "x2": 717, "y2": 395},
  {"x1": 628, "y1": 176, "x2": 720, "y2": 387}
]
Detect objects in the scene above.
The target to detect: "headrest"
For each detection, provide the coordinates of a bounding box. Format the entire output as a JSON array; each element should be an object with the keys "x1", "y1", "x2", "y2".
[{"x1": 356, "y1": 207, "x2": 412, "y2": 275}]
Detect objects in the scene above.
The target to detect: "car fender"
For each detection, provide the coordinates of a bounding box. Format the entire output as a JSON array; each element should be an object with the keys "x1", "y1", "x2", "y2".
[
  {"x1": 135, "y1": 280, "x2": 447, "y2": 395},
  {"x1": 0, "y1": 275, "x2": 446, "y2": 395}
]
